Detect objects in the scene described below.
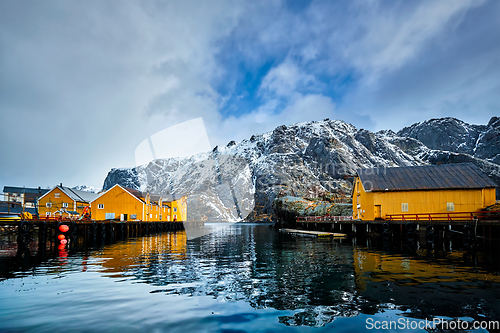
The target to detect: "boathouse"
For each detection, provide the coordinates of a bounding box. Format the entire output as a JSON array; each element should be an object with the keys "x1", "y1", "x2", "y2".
[
  {"x1": 353, "y1": 163, "x2": 497, "y2": 221},
  {"x1": 90, "y1": 184, "x2": 187, "y2": 222},
  {"x1": 38, "y1": 184, "x2": 99, "y2": 219}
]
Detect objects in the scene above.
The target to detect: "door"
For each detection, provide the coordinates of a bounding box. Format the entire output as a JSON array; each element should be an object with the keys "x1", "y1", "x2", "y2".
[{"x1": 374, "y1": 205, "x2": 381, "y2": 219}]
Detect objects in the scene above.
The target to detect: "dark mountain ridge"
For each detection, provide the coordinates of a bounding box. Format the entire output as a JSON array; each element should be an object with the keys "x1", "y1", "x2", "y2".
[{"x1": 102, "y1": 117, "x2": 499, "y2": 221}]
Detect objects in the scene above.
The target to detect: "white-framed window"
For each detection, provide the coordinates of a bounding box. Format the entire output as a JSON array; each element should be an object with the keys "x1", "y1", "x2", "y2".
[
  {"x1": 98, "y1": 204, "x2": 104, "y2": 209},
  {"x1": 447, "y1": 202, "x2": 454, "y2": 211},
  {"x1": 55, "y1": 193, "x2": 60, "y2": 198},
  {"x1": 46, "y1": 212, "x2": 51, "y2": 217},
  {"x1": 46, "y1": 202, "x2": 52, "y2": 208},
  {"x1": 174, "y1": 207, "x2": 177, "y2": 212},
  {"x1": 155, "y1": 214, "x2": 157, "y2": 218},
  {"x1": 62, "y1": 202, "x2": 68, "y2": 208},
  {"x1": 150, "y1": 214, "x2": 152, "y2": 218},
  {"x1": 401, "y1": 203, "x2": 409, "y2": 212},
  {"x1": 159, "y1": 214, "x2": 162, "y2": 220}
]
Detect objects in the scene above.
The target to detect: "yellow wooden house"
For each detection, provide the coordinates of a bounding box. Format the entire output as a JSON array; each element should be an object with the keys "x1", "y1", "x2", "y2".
[
  {"x1": 37, "y1": 184, "x2": 99, "y2": 219},
  {"x1": 90, "y1": 184, "x2": 187, "y2": 222},
  {"x1": 353, "y1": 163, "x2": 497, "y2": 221}
]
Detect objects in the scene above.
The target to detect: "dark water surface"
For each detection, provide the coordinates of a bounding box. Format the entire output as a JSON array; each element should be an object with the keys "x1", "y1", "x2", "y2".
[{"x1": 0, "y1": 223, "x2": 499, "y2": 332}]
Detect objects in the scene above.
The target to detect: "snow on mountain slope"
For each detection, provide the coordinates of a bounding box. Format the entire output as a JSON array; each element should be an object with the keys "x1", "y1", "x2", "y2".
[
  {"x1": 102, "y1": 117, "x2": 499, "y2": 221},
  {"x1": 397, "y1": 116, "x2": 500, "y2": 164},
  {"x1": 102, "y1": 119, "x2": 434, "y2": 221}
]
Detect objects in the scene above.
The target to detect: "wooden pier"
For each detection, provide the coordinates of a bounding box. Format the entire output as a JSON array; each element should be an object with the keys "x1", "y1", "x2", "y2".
[
  {"x1": 1, "y1": 219, "x2": 185, "y2": 257},
  {"x1": 290, "y1": 211, "x2": 500, "y2": 246},
  {"x1": 280, "y1": 228, "x2": 347, "y2": 238}
]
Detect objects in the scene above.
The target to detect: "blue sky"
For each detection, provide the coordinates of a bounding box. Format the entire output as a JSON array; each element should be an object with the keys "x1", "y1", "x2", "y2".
[{"x1": 0, "y1": 0, "x2": 499, "y2": 189}]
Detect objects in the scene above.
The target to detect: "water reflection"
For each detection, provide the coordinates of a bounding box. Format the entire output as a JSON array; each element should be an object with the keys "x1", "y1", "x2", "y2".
[
  {"x1": 92, "y1": 224, "x2": 499, "y2": 327},
  {"x1": 1, "y1": 224, "x2": 499, "y2": 330}
]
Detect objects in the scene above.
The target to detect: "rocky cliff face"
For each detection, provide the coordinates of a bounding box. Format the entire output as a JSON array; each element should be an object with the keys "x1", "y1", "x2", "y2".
[
  {"x1": 397, "y1": 116, "x2": 500, "y2": 164},
  {"x1": 102, "y1": 117, "x2": 500, "y2": 222}
]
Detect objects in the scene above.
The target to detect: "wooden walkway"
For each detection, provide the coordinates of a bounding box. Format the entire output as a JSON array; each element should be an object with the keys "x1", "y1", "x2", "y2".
[{"x1": 280, "y1": 228, "x2": 347, "y2": 238}]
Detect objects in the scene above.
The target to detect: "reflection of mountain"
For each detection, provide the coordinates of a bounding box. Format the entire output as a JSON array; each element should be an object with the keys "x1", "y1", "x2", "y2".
[{"x1": 91, "y1": 225, "x2": 500, "y2": 327}]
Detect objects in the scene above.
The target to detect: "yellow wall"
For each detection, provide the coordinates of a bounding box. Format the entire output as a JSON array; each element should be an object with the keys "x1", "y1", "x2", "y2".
[
  {"x1": 353, "y1": 176, "x2": 496, "y2": 220},
  {"x1": 144, "y1": 202, "x2": 171, "y2": 222},
  {"x1": 91, "y1": 185, "x2": 144, "y2": 221},
  {"x1": 38, "y1": 187, "x2": 88, "y2": 217},
  {"x1": 169, "y1": 195, "x2": 187, "y2": 222},
  {"x1": 91, "y1": 185, "x2": 187, "y2": 222}
]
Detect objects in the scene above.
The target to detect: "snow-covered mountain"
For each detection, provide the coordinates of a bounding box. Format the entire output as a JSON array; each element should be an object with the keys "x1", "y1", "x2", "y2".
[
  {"x1": 72, "y1": 185, "x2": 98, "y2": 193},
  {"x1": 397, "y1": 116, "x2": 500, "y2": 164},
  {"x1": 102, "y1": 117, "x2": 500, "y2": 222}
]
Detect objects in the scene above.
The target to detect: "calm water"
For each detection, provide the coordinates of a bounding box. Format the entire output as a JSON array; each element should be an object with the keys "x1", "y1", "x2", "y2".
[{"x1": 0, "y1": 223, "x2": 499, "y2": 332}]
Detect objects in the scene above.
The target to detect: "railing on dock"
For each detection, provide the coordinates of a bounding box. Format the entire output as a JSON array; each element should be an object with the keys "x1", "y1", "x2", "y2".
[
  {"x1": 387, "y1": 211, "x2": 500, "y2": 221},
  {"x1": 296, "y1": 215, "x2": 353, "y2": 223}
]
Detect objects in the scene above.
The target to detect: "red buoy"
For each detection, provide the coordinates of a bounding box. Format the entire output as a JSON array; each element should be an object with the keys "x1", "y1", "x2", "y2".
[
  {"x1": 59, "y1": 224, "x2": 69, "y2": 233},
  {"x1": 60, "y1": 239, "x2": 67, "y2": 245},
  {"x1": 58, "y1": 234, "x2": 66, "y2": 240}
]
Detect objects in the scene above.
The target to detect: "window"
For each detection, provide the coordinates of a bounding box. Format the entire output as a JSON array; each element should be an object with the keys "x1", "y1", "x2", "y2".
[
  {"x1": 159, "y1": 214, "x2": 162, "y2": 220},
  {"x1": 62, "y1": 202, "x2": 68, "y2": 208},
  {"x1": 150, "y1": 214, "x2": 152, "y2": 218},
  {"x1": 46, "y1": 212, "x2": 51, "y2": 217},
  {"x1": 55, "y1": 193, "x2": 60, "y2": 198},
  {"x1": 98, "y1": 204, "x2": 104, "y2": 209},
  {"x1": 447, "y1": 202, "x2": 454, "y2": 211},
  {"x1": 401, "y1": 203, "x2": 409, "y2": 212},
  {"x1": 46, "y1": 202, "x2": 52, "y2": 208},
  {"x1": 174, "y1": 207, "x2": 177, "y2": 212}
]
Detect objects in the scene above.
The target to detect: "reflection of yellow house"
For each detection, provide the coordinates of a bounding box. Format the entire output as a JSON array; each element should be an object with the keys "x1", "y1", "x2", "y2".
[
  {"x1": 353, "y1": 163, "x2": 496, "y2": 221},
  {"x1": 90, "y1": 184, "x2": 187, "y2": 222},
  {"x1": 352, "y1": 247, "x2": 500, "y2": 292},
  {"x1": 38, "y1": 184, "x2": 98, "y2": 218},
  {"x1": 99, "y1": 231, "x2": 187, "y2": 275}
]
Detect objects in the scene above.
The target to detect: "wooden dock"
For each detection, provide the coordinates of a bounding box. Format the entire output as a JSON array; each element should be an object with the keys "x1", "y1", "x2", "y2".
[
  {"x1": 280, "y1": 228, "x2": 347, "y2": 238},
  {"x1": 1, "y1": 219, "x2": 186, "y2": 258}
]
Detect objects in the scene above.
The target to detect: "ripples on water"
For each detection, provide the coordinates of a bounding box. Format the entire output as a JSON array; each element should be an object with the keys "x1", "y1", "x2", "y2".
[{"x1": 0, "y1": 223, "x2": 499, "y2": 332}]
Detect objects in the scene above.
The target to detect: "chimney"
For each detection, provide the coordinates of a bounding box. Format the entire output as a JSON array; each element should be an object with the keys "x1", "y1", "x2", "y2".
[{"x1": 60, "y1": 183, "x2": 63, "y2": 187}]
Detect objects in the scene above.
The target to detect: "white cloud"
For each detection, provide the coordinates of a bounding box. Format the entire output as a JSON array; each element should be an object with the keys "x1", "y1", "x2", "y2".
[
  {"x1": 0, "y1": 0, "x2": 497, "y2": 189},
  {"x1": 259, "y1": 58, "x2": 317, "y2": 97},
  {"x1": 209, "y1": 94, "x2": 336, "y2": 146}
]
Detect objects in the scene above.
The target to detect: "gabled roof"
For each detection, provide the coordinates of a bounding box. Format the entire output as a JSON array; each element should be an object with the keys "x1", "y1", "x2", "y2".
[
  {"x1": 92, "y1": 184, "x2": 145, "y2": 204},
  {"x1": 3, "y1": 186, "x2": 49, "y2": 195},
  {"x1": 38, "y1": 185, "x2": 99, "y2": 203},
  {"x1": 150, "y1": 193, "x2": 187, "y2": 202},
  {"x1": 61, "y1": 187, "x2": 99, "y2": 202},
  {"x1": 356, "y1": 163, "x2": 497, "y2": 192}
]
